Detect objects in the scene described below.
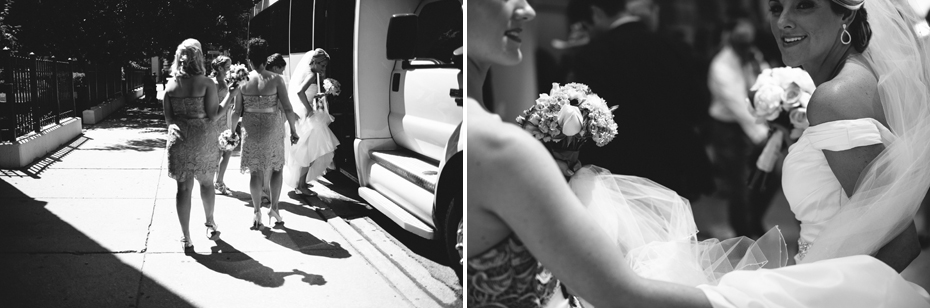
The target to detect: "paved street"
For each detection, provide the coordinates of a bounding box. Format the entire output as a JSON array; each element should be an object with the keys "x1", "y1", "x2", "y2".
[{"x1": 0, "y1": 90, "x2": 462, "y2": 307}]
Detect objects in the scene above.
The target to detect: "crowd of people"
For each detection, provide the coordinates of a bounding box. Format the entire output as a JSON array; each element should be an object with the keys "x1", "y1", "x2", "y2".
[
  {"x1": 468, "y1": 0, "x2": 930, "y2": 306},
  {"x1": 162, "y1": 37, "x2": 339, "y2": 250}
]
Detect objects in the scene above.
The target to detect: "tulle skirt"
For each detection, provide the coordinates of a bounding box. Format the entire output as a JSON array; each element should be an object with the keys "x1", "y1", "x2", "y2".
[
  {"x1": 570, "y1": 166, "x2": 930, "y2": 307},
  {"x1": 284, "y1": 112, "x2": 340, "y2": 188}
]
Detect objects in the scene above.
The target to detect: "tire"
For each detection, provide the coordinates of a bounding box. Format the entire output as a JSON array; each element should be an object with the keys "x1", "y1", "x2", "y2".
[{"x1": 443, "y1": 197, "x2": 463, "y2": 284}]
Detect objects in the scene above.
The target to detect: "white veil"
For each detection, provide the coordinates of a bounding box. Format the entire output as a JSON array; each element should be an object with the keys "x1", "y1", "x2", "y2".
[{"x1": 801, "y1": 0, "x2": 930, "y2": 262}]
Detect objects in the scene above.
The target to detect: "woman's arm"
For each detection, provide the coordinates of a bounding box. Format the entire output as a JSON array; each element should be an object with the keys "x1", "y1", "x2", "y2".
[
  {"x1": 469, "y1": 121, "x2": 711, "y2": 308},
  {"x1": 203, "y1": 77, "x2": 220, "y2": 122},
  {"x1": 162, "y1": 93, "x2": 173, "y2": 126},
  {"x1": 809, "y1": 76, "x2": 918, "y2": 268},
  {"x1": 874, "y1": 222, "x2": 920, "y2": 272},
  {"x1": 275, "y1": 76, "x2": 299, "y2": 142},
  {"x1": 295, "y1": 73, "x2": 318, "y2": 117},
  {"x1": 228, "y1": 90, "x2": 243, "y2": 132}
]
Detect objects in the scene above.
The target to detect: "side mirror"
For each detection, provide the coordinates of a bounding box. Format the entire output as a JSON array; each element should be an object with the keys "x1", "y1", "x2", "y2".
[{"x1": 386, "y1": 14, "x2": 417, "y2": 61}]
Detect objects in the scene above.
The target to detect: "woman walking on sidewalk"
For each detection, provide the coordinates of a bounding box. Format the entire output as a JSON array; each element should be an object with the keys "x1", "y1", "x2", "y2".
[
  {"x1": 163, "y1": 38, "x2": 232, "y2": 250},
  {"x1": 228, "y1": 38, "x2": 300, "y2": 229},
  {"x1": 210, "y1": 55, "x2": 238, "y2": 196}
]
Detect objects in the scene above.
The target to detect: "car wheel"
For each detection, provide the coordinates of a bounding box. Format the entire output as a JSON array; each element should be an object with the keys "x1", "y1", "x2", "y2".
[{"x1": 444, "y1": 197, "x2": 463, "y2": 284}]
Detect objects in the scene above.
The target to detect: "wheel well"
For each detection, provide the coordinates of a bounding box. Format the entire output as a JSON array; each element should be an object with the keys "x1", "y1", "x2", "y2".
[{"x1": 433, "y1": 151, "x2": 462, "y2": 239}]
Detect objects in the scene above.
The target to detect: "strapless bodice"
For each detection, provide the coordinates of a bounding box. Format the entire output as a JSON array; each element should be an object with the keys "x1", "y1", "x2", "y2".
[
  {"x1": 467, "y1": 235, "x2": 560, "y2": 308},
  {"x1": 169, "y1": 97, "x2": 205, "y2": 117},
  {"x1": 783, "y1": 118, "x2": 895, "y2": 260},
  {"x1": 243, "y1": 94, "x2": 278, "y2": 109}
]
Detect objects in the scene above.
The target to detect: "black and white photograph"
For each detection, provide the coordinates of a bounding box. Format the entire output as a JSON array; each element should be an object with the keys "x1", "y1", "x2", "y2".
[
  {"x1": 0, "y1": 0, "x2": 463, "y2": 307},
  {"x1": 467, "y1": 0, "x2": 930, "y2": 307}
]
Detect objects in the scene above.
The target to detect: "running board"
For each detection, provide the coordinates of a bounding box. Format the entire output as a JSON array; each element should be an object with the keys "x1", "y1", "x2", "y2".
[
  {"x1": 359, "y1": 187, "x2": 434, "y2": 239},
  {"x1": 370, "y1": 150, "x2": 438, "y2": 193}
]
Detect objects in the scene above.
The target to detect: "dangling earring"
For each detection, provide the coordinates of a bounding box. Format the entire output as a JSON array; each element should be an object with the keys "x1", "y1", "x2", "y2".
[{"x1": 841, "y1": 24, "x2": 852, "y2": 45}]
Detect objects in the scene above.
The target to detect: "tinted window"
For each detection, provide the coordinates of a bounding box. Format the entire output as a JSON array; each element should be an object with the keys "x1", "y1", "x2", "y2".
[
  {"x1": 248, "y1": 0, "x2": 290, "y2": 55},
  {"x1": 290, "y1": 0, "x2": 314, "y2": 53},
  {"x1": 416, "y1": 0, "x2": 462, "y2": 64}
]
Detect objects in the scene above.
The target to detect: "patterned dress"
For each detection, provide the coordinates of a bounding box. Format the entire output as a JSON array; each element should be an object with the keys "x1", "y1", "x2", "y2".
[
  {"x1": 467, "y1": 235, "x2": 560, "y2": 308},
  {"x1": 214, "y1": 86, "x2": 231, "y2": 138},
  {"x1": 240, "y1": 95, "x2": 286, "y2": 173},
  {"x1": 166, "y1": 97, "x2": 220, "y2": 182}
]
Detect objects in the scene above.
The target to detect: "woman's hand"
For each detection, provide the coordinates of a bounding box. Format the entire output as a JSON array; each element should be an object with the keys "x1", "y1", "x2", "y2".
[
  {"x1": 290, "y1": 132, "x2": 300, "y2": 145},
  {"x1": 168, "y1": 124, "x2": 184, "y2": 141}
]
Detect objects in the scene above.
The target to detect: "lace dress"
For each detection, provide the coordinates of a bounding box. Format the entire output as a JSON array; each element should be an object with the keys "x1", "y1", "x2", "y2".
[
  {"x1": 467, "y1": 235, "x2": 561, "y2": 308},
  {"x1": 240, "y1": 95, "x2": 286, "y2": 173},
  {"x1": 166, "y1": 97, "x2": 220, "y2": 182},
  {"x1": 213, "y1": 86, "x2": 231, "y2": 138}
]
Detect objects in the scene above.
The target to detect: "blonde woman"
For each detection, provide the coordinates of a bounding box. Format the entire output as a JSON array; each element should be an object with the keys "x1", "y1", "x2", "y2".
[
  {"x1": 163, "y1": 38, "x2": 232, "y2": 250},
  {"x1": 210, "y1": 55, "x2": 239, "y2": 195}
]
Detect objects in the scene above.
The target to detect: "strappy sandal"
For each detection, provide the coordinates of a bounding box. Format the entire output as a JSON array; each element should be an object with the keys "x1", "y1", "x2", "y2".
[
  {"x1": 205, "y1": 222, "x2": 221, "y2": 241},
  {"x1": 181, "y1": 238, "x2": 194, "y2": 251}
]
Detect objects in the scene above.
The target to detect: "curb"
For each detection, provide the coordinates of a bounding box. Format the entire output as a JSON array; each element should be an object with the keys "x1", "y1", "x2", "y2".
[
  {"x1": 326, "y1": 215, "x2": 444, "y2": 308},
  {"x1": 346, "y1": 217, "x2": 460, "y2": 306}
]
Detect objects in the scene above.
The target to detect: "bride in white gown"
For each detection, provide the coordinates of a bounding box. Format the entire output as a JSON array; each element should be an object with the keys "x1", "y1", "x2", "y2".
[
  {"x1": 572, "y1": 0, "x2": 930, "y2": 305},
  {"x1": 467, "y1": 0, "x2": 930, "y2": 307}
]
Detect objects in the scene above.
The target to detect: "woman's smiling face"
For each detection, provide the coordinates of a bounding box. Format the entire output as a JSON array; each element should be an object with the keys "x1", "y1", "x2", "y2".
[
  {"x1": 467, "y1": 0, "x2": 536, "y2": 66},
  {"x1": 768, "y1": 0, "x2": 846, "y2": 66}
]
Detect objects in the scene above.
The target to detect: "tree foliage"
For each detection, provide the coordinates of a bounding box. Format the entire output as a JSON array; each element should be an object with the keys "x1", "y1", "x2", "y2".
[{"x1": 0, "y1": 0, "x2": 258, "y2": 65}]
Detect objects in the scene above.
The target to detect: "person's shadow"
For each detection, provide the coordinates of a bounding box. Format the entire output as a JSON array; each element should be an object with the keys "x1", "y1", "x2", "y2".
[
  {"x1": 186, "y1": 240, "x2": 327, "y2": 288},
  {"x1": 260, "y1": 222, "x2": 352, "y2": 259}
]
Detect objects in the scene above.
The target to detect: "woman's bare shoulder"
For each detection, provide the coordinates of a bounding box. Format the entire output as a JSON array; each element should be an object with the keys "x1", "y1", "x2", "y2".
[{"x1": 808, "y1": 64, "x2": 879, "y2": 126}]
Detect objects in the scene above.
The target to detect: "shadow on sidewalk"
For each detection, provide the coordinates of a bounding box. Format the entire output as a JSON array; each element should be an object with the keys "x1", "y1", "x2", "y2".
[
  {"x1": 0, "y1": 178, "x2": 195, "y2": 307},
  {"x1": 187, "y1": 239, "x2": 327, "y2": 288},
  {"x1": 261, "y1": 224, "x2": 352, "y2": 259}
]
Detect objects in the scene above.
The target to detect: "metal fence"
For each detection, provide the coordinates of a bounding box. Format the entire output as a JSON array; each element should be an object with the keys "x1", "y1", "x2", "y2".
[{"x1": 0, "y1": 48, "x2": 148, "y2": 143}]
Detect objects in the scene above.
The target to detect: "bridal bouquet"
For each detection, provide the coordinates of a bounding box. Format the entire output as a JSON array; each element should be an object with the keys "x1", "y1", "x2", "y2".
[
  {"x1": 226, "y1": 63, "x2": 249, "y2": 88},
  {"x1": 747, "y1": 67, "x2": 815, "y2": 189},
  {"x1": 516, "y1": 83, "x2": 618, "y2": 174},
  {"x1": 218, "y1": 128, "x2": 240, "y2": 152},
  {"x1": 323, "y1": 78, "x2": 341, "y2": 96}
]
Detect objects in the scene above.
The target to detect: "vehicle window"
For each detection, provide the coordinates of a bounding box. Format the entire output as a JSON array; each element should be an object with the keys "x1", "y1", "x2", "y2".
[
  {"x1": 248, "y1": 0, "x2": 290, "y2": 55},
  {"x1": 289, "y1": 0, "x2": 314, "y2": 53},
  {"x1": 416, "y1": 0, "x2": 462, "y2": 64}
]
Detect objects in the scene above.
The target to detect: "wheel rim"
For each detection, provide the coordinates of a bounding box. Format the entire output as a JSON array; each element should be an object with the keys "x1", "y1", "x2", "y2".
[{"x1": 455, "y1": 218, "x2": 463, "y2": 266}]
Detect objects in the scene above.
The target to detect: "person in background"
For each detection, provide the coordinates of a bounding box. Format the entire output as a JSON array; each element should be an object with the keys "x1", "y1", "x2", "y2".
[
  {"x1": 210, "y1": 56, "x2": 239, "y2": 196},
  {"x1": 707, "y1": 15, "x2": 774, "y2": 239},
  {"x1": 572, "y1": 0, "x2": 714, "y2": 202}
]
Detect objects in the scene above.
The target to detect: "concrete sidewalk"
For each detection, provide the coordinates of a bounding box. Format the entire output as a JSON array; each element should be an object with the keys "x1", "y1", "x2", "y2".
[{"x1": 0, "y1": 97, "x2": 418, "y2": 307}]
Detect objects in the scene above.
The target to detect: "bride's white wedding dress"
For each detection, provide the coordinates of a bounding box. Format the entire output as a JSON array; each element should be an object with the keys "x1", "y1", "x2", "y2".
[{"x1": 574, "y1": 0, "x2": 930, "y2": 306}]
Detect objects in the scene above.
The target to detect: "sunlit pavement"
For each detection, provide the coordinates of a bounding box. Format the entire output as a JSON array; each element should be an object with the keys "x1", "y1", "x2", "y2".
[
  {"x1": 0, "y1": 89, "x2": 459, "y2": 307},
  {"x1": 692, "y1": 179, "x2": 930, "y2": 291}
]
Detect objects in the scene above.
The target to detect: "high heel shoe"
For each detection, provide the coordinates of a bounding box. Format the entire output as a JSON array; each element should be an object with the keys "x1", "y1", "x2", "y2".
[
  {"x1": 205, "y1": 222, "x2": 221, "y2": 240},
  {"x1": 268, "y1": 209, "x2": 284, "y2": 226},
  {"x1": 181, "y1": 238, "x2": 194, "y2": 251},
  {"x1": 251, "y1": 211, "x2": 263, "y2": 230}
]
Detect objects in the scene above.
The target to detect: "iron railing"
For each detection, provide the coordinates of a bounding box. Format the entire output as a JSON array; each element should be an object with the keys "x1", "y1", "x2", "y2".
[{"x1": 0, "y1": 48, "x2": 148, "y2": 143}]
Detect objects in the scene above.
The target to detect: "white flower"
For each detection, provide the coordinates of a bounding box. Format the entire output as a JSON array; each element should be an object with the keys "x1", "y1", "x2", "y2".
[
  {"x1": 789, "y1": 107, "x2": 809, "y2": 129},
  {"x1": 783, "y1": 82, "x2": 802, "y2": 110},
  {"x1": 798, "y1": 91, "x2": 812, "y2": 108},
  {"x1": 558, "y1": 105, "x2": 584, "y2": 136},
  {"x1": 771, "y1": 67, "x2": 815, "y2": 93},
  {"x1": 753, "y1": 84, "x2": 785, "y2": 120}
]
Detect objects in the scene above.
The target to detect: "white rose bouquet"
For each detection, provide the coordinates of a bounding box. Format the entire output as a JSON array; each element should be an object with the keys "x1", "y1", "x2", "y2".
[
  {"x1": 516, "y1": 83, "x2": 618, "y2": 175},
  {"x1": 226, "y1": 63, "x2": 249, "y2": 89},
  {"x1": 323, "y1": 78, "x2": 341, "y2": 96},
  {"x1": 747, "y1": 67, "x2": 816, "y2": 190},
  {"x1": 218, "y1": 129, "x2": 240, "y2": 152}
]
